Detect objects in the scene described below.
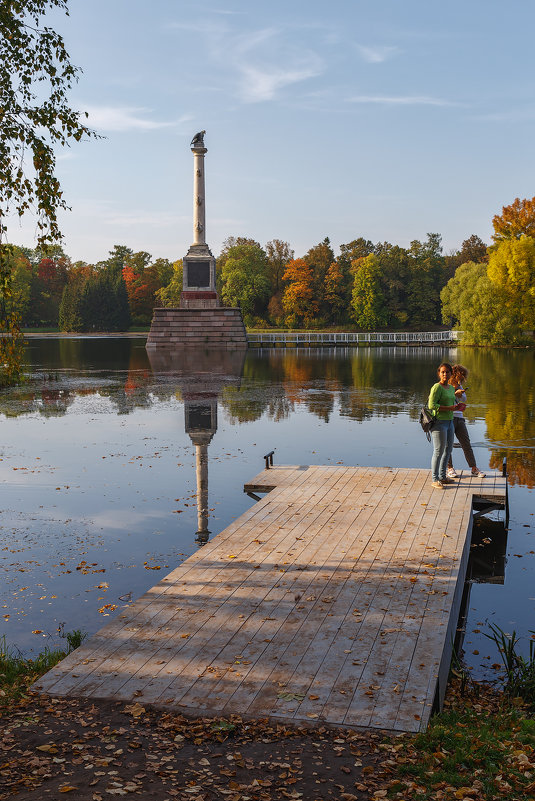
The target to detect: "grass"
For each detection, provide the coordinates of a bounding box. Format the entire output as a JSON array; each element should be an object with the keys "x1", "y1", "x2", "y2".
[
  {"x1": 0, "y1": 629, "x2": 86, "y2": 709},
  {"x1": 485, "y1": 623, "x2": 535, "y2": 705},
  {"x1": 386, "y1": 690, "x2": 535, "y2": 800}
]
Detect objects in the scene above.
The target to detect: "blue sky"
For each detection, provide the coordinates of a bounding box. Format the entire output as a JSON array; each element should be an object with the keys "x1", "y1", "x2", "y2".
[{"x1": 8, "y1": 0, "x2": 535, "y2": 263}]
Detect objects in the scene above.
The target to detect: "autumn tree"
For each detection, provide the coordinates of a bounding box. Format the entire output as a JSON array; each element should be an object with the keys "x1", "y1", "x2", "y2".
[
  {"x1": 487, "y1": 236, "x2": 535, "y2": 332},
  {"x1": 492, "y1": 196, "x2": 535, "y2": 241},
  {"x1": 220, "y1": 242, "x2": 271, "y2": 325},
  {"x1": 324, "y1": 261, "x2": 347, "y2": 324},
  {"x1": 282, "y1": 258, "x2": 318, "y2": 327},
  {"x1": 458, "y1": 234, "x2": 488, "y2": 265}
]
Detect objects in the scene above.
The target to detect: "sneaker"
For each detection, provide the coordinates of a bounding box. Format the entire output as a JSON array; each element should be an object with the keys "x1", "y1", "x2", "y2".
[
  {"x1": 440, "y1": 477, "x2": 456, "y2": 484},
  {"x1": 431, "y1": 481, "x2": 444, "y2": 489},
  {"x1": 447, "y1": 468, "x2": 458, "y2": 479},
  {"x1": 472, "y1": 468, "x2": 486, "y2": 478}
]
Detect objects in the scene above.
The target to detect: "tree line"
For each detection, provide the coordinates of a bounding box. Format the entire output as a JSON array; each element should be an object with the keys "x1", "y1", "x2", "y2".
[{"x1": 3, "y1": 232, "x2": 488, "y2": 332}]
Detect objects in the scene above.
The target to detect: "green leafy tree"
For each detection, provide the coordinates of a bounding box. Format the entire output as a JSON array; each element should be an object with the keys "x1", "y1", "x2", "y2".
[
  {"x1": 156, "y1": 260, "x2": 183, "y2": 307},
  {"x1": 1, "y1": 0, "x2": 96, "y2": 382},
  {"x1": 265, "y1": 239, "x2": 294, "y2": 294},
  {"x1": 351, "y1": 255, "x2": 388, "y2": 329},
  {"x1": 372, "y1": 242, "x2": 411, "y2": 327},
  {"x1": 220, "y1": 242, "x2": 270, "y2": 324},
  {"x1": 4, "y1": 245, "x2": 32, "y2": 324},
  {"x1": 58, "y1": 264, "x2": 90, "y2": 331},
  {"x1": 303, "y1": 237, "x2": 335, "y2": 319},
  {"x1": 0, "y1": 244, "x2": 25, "y2": 384},
  {"x1": 0, "y1": 0, "x2": 97, "y2": 244},
  {"x1": 406, "y1": 234, "x2": 445, "y2": 327},
  {"x1": 441, "y1": 261, "x2": 525, "y2": 345}
]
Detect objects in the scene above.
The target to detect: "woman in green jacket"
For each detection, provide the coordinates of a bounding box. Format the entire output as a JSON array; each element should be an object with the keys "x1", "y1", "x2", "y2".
[{"x1": 428, "y1": 362, "x2": 460, "y2": 489}]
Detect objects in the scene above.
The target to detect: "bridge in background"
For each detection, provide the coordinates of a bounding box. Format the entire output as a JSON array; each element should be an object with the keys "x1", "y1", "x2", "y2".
[{"x1": 247, "y1": 330, "x2": 459, "y2": 347}]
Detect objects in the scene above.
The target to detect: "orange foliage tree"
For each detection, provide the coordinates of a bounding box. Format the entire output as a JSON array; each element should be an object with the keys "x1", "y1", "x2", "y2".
[
  {"x1": 282, "y1": 259, "x2": 319, "y2": 327},
  {"x1": 492, "y1": 196, "x2": 535, "y2": 241}
]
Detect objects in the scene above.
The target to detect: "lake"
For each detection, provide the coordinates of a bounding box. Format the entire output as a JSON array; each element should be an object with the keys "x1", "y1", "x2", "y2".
[{"x1": 1, "y1": 337, "x2": 533, "y2": 680}]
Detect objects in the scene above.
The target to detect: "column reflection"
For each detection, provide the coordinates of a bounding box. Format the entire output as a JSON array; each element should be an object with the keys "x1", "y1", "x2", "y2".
[{"x1": 146, "y1": 348, "x2": 246, "y2": 545}]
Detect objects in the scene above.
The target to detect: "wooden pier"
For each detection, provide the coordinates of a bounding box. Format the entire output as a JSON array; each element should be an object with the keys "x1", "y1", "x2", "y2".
[{"x1": 34, "y1": 465, "x2": 506, "y2": 734}]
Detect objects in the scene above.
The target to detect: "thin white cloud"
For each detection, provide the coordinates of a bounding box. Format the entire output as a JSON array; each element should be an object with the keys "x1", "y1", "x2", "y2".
[
  {"x1": 83, "y1": 106, "x2": 191, "y2": 132},
  {"x1": 357, "y1": 45, "x2": 400, "y2": 63},
  {"x1": 168, "y1": 19, "x2": 323, "y2": 104},
  {"x1": 232, "y1": 28, "x2": 323, "y2": 103},
  {"x1": 104, "y1": 212, "x2": 188, "y2": 228},
  {"x1": 348, "y1": 94, "x2": 458, "y2": 107}
]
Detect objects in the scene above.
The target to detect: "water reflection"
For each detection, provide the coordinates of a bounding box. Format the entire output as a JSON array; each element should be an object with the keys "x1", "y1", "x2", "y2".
[
  {"x1": 6, "y1": 342, "x2": 535, "y2": 489},
  {"x1": 146, "y1": 349, "x2": 245, "y2": 545}
]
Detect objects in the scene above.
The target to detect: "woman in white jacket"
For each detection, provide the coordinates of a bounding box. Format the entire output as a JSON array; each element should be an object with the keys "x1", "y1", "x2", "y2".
[{"x1": 447, "y1": 365, "x2": 486, "y2": 479}]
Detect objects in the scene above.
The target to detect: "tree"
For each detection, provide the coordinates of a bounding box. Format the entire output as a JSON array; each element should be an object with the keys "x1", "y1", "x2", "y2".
[
  {"x1": 324, "y1": 261, "x2": 347, "y2": 324},
  {"x1": 0, "y1": 244, "x2": 25, "y2": 383},
  {"x1": 156, "y1": 260, "x2": 183, "y2": 307},
  {"x1": 58, "y1": 264, "x2": 88, "y2": 331},
  {"x1": 457, "y1": 234, "x2": 488, "y2": 265},
  {"x1": 220, "y1": 242, "x2": 271, "y2": 324},
  {"x1": 1, "y1": 0, "x2": 96, "y2": 383},
  {"x1": 282, "y1": 258, "x2": 318, "y2": 327},
  {"x1": 441, "y1": 261, "x2": 525, "y2": 346},
  {"x1": 351, "y1": 255, "x2": 388, "y2": 329},
  {"x1": 0, "y1": 0, "x2": 97, "y2": 245},
  {"x1": 406, "y1": 234, "x2": 445, "y2": 327},
  {"x1": 265, "y1": 239, "x2": 294, "y2": 294},
  {"x1": 492, "y1": 196, "x2": 535, "y2": 242},
  {"x1": 487, "y1": 236, "x2": 535, "y2": 331},
  {"x1": 303, "y1": 237, "x2": 335, "y2": 318}
]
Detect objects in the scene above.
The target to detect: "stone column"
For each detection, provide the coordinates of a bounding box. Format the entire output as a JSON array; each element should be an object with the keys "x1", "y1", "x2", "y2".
[{"x1": 192, "y1": 144, "x2": 207, "y2": 246}]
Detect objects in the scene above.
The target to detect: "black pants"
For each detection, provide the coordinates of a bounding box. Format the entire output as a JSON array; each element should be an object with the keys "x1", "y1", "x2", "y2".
[{"x1": 448, "y1": 417, "x2": 476, "y2": 469}]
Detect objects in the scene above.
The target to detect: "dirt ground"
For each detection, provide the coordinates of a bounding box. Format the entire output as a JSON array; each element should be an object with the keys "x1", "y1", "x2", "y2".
[{"x1": 0, "y1": 694, "x2": 395, "y2": 801}]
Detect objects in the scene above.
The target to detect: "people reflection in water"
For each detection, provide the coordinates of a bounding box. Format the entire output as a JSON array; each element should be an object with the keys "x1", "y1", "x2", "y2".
[{"x1": 447, "y1": 364, "x2": 486, "y2": 479}]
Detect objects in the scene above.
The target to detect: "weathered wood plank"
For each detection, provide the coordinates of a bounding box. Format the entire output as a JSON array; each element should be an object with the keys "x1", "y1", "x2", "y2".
[{"x1": 34, "y1": 466, "x2": 507, "y2": 735}]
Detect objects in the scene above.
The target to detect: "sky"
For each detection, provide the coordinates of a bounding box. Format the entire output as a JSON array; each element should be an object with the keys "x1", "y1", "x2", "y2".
[{"x1": 6, "y1": 0, "x2": 535, "y2": 264}]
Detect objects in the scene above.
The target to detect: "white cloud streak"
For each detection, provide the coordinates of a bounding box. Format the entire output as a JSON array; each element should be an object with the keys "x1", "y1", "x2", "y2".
[
  {"x1": 83, "y1": 106, "x2": 192, "y2": 132},
  {"x1": 348, "y1": 95, "x2": 458, "y2": 107},
  {"x1": 357, "y1": 45, "x2": 400, "y2": 63}
]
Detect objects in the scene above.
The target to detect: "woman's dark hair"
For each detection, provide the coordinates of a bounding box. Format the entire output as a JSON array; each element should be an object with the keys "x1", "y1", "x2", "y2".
[{"x1": 437, "y1": 362, "x2": 453, "y2": 377}]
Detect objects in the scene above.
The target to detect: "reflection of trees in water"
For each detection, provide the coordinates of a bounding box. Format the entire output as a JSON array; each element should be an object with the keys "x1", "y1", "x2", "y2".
[
  {"x1": 462, "y1": 349, "x2": 535, "y2": 486},
  {"x1": 489, "y1": 449, "x2": 535, "y2": 489}
]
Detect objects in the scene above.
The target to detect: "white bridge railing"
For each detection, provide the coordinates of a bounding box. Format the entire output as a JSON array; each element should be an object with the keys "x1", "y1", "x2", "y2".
[{"x1": 247, "y1": 330, "x2": 459, "y2": 346}]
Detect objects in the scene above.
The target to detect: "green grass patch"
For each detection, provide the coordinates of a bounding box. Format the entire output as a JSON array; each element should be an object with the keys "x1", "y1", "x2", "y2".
[
  {"x1": 0, "y1": 630, "x2": 86, "y2": 710},
  {"x1": 383, "y1": 681, "x2": 535, "y2": 800}
]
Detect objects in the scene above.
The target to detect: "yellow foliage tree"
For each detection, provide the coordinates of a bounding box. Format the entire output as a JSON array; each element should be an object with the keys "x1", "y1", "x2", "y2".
[{"x1": 487, "y1": 236, "x2": 535, "y2": 330}]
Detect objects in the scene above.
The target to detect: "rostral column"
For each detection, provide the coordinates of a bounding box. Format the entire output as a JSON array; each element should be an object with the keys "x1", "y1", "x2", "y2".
[{"x1": 180, "y1": 130, "x2": 219, "y2": 309}]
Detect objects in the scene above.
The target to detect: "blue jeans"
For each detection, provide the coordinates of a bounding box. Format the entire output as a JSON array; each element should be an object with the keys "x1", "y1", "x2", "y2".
[{"x1": 431, "y1": 419, "x2": 454, "y2": 482}]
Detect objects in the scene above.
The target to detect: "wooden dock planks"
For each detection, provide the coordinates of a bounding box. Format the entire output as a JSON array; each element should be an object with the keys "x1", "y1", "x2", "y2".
[{"x1": 34, "y1": 466, "x2": 507, "y2": 734}]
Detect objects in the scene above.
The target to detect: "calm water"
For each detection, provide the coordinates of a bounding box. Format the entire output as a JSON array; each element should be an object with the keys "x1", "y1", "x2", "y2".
[{"x1": 1, "y1": 337, "x2": 533, "y2": 680}]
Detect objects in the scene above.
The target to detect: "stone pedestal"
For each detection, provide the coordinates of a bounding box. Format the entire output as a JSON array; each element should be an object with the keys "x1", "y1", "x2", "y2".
[{"x1": 146, "y1": 307, "x2": 248, "y2": 350}]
